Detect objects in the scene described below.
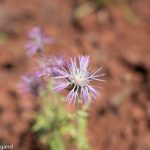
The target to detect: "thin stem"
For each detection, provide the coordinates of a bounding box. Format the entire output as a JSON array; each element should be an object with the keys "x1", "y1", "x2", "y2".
[{"x1": 76, "y1": 101, "x2": 80, "y2": 150}]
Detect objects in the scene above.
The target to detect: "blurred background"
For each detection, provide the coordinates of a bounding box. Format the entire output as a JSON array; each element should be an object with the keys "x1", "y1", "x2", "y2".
[{"x1": 0, "y1": 0, "x2": 150, "y2": 150}]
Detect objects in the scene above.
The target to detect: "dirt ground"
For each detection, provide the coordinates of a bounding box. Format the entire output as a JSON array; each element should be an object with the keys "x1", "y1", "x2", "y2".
[{"x1": 0, "y1": 0, "x2": 150, "y2": 150}]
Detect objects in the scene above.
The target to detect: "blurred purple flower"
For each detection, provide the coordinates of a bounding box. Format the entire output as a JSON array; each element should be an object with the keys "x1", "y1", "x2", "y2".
[
  {"x1": 37, "y1": 55, "x2": 67, "y2": 78},
  {"x1": 25, "y1": 27, "x2": 54, "y2": 55},
  {"x1": 54, "y1": 55, "x2": 105, "y2": 104},
  {"x1": 19, "y1": 73, "x2": 44, "y2": 97}
]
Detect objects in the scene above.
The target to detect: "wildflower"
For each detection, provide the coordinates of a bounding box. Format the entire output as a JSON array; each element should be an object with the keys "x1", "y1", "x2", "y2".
[
  {"x1": 25, "y1": 27, "x2": 54, "y2": 55},
  {"x1": 37, "y1": 55, "x2": 67, "y2": 78},
  {"x1": 54, "y1": 55, "x2": 105, "y2": 104},
  {"x1": 19, "y1": 73, "x2": 44, "y2": 97}
]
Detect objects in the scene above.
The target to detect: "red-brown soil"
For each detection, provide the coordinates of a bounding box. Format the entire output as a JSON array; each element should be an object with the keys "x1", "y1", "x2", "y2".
[{"x1": 0, "y1": 0, "x2": 150, "y2": 150}]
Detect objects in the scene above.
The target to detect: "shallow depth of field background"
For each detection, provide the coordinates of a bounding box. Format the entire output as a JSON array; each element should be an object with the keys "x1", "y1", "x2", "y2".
[{"x1": 0, "y1": 0, "x2": 150, "y2": 150}]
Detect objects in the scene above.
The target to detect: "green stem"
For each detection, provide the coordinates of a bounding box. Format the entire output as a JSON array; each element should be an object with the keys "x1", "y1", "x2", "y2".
[{"x1": 76, "y1": 101, "x2": 80, "y2": 150}]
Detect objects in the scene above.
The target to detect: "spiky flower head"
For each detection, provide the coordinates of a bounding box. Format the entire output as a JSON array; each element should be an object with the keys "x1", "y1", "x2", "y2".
[
  {"x1": 25, "y1": 27, "x2": 54, "y2": 55},
  {"x1": 37, "y1": 55, "x2": 67, "y2": 78},
  {"x1": 54, "y1": 55, "x2": 105, "y2": 105},
  {"x1": 19, "y1": 73, "x2": 44, "y2": 97}
]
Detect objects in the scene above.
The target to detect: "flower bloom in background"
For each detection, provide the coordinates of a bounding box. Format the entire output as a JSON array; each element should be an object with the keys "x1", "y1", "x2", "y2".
[
  {"x1": 37, "y1": 55, "x2": 67, "y2": 78},
  {"x1": 25, "y1": 27, "x2": 54, "y2": 55},
  {"x1": 54, "y1": 55, "x2": 105, "y2": 104},
  {"x1": 19, "y1": 73, "x2": 44, "y2": 97}
]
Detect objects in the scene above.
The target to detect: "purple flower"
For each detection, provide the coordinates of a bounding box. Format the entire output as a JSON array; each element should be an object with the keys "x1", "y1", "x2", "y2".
[
  {"x1": 25, "y1": 27, "x2": 54, "y2": 55},
  {"x1": 19, "y1": 73, "x2": 44, "y2": 97},
  {"x1": 37, "y1": 55, "x2": 67, "y2": 78},
  {"x1": 54, "y1": 55, "x2": 105, "y2": 104}
]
